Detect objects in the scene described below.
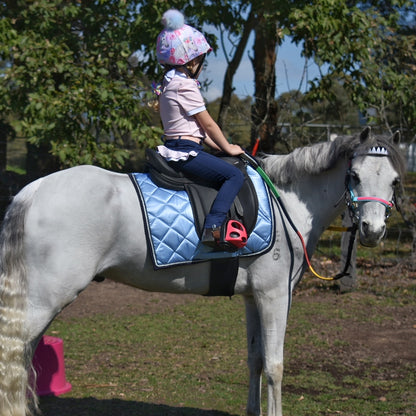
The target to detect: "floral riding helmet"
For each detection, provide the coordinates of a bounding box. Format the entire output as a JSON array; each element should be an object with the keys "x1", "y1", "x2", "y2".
[{"x1": 156, "y1": 9, "x2": 212, "y2": 66}]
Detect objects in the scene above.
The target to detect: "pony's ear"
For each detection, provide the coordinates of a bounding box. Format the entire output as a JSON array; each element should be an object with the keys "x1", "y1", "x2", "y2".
[
  {"x1": 391, "y1": 130, "x2": 401, "y2": 145},
  {"x1": 359, "y1": 126, "x2": 371, "y2": 143}
]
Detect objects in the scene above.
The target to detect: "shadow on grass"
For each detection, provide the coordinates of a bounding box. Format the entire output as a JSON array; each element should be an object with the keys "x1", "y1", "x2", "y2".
[{"x1": 39, "y1": 396, "x2": 240, "y2": 416}]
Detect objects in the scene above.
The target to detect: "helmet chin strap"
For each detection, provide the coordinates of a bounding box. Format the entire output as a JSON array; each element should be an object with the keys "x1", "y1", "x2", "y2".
[
  {"x1": 193, "y1": 54, "x2": 206, "y2": 78},
  {"x1": 186, "y1": 53, "x2": 206, "y2": 79}
]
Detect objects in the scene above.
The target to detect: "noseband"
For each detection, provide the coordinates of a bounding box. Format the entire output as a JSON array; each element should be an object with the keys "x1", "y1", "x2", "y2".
[
  {"x1": 346, "y1": 184, "x2": 394, "y2": 220},
  {"x1": 345, "y1": 146, "x2": 395, "y2": 222}
]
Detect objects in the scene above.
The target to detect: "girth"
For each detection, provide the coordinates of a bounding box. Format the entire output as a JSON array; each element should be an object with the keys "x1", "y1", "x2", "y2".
[{"x1": 145, "y1": 149, "x2": 259, "y2": 237}]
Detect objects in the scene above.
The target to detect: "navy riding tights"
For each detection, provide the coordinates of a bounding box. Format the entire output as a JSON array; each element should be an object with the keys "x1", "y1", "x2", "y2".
[{"x1": 163, "y1": 139, "x2": 244, "y2": 229}]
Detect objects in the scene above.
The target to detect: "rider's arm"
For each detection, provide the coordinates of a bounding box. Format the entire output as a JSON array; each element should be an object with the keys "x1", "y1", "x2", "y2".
[
  {"x1": 203, "y1": 136, "x2": 221, "y2": 151},
  {"x1": 195, "y1": 110, "x2": 243, "y2": 156}
]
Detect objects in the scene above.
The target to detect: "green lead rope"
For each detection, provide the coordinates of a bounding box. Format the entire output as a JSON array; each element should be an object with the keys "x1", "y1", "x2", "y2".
[{"x1": 240, "y1": 153, "x2": 280, "y2": 199}]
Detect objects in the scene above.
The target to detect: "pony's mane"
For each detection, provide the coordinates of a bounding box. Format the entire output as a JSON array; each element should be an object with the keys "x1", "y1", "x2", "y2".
[
  {"x1": 261, "y1": 135, "x2": 354, "y2": 185},
  {"x1": 261, "y1": 132, "x2": 406, "y2": 186}
]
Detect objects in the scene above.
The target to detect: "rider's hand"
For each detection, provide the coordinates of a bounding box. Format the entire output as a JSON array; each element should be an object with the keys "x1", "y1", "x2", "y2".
[{"x1": 226, "y1": 144, "x2": 245, "y2": 156}]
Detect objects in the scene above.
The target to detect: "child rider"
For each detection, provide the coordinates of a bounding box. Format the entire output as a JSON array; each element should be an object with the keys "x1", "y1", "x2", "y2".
[{"x1": 155, "y1": 9, "x2": 247, "y2": 251}]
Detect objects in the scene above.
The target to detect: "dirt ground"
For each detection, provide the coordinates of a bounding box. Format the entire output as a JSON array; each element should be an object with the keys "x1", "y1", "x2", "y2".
[
  {"x1": 59, "y1": 279, "x2": 201, "y2": 319},
  {"x1": 58, "y1": 264, "x2": 416, "y2": 366}
]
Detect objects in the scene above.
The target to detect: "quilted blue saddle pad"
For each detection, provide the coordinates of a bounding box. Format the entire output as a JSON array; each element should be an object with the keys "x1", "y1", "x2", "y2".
[{"x1": 130, "y1": 166, "x2": 274, "y2": 269}]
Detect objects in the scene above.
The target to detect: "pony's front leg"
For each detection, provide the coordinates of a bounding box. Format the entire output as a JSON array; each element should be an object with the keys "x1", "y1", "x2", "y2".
[
  {"x1": 256, "y1": 290, "x2": 289, "y2": 416},
  {"x1": 244, "y1": 295, "x2": 263, "y2": 416}
]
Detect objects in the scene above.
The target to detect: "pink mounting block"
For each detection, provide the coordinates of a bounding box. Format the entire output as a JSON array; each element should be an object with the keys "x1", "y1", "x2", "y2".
[{"x1": 32, "y1": 336, "x2": 72, "y2": 396}]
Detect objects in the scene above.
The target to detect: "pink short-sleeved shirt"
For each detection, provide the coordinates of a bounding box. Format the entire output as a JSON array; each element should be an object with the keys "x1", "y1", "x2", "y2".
[{"x1": 159, "y1": 72, "x2": 206, "y2": 138}]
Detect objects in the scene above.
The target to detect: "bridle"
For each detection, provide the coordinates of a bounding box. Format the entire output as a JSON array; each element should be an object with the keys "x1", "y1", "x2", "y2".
[
  {"x1": 332, "y1": 147, "x2": 396, "y2": 281},
  {"x1": 346, "y1": 186, "x2": 394, "y2": 221},
  {"x1": 345, "y1": 147, "x2": 395, "y2": 224}
]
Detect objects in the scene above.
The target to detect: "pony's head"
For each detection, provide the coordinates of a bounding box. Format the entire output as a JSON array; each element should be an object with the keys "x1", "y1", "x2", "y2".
[{"x1": 346, "y1": 127, "x2": 405, "y2": 246}]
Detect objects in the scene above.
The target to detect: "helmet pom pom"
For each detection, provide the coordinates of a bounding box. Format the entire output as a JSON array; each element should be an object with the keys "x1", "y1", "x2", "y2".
[{"x1": 162, "y1": 9, "x2": 185, "y2": 31}]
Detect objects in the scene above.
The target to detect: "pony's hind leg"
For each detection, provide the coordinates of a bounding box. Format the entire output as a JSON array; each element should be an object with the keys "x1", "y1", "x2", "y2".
[{"x1": 244, "y1": 295, "x2": 263, "y2": 416}]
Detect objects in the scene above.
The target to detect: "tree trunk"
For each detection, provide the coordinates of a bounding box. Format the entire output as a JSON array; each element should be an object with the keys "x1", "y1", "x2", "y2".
[
  {"x1": 26, "y1": 142, "x2": 60, "y2": 182},
  {"x1": 250, "y1": 10, "x2": 278, "y2": 153},
  {"x1": 217, "y1": 10, "x2": 256, "y2": 129},
  {"x1": 0, "y1": 120, "x2": 14, "y2": 171}
]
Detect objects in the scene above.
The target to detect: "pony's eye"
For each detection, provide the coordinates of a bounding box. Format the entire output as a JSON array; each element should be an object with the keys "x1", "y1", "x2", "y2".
[
  {"x1": 392, "y1": 177, "x2": 400, "y2": 187},
  {"x1": 350, "y1": 170, "x2": 360, "y2": 185}
]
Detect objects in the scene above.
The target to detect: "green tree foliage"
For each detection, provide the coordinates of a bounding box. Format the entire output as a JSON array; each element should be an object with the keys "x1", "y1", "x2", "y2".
[
  {"x1": 0, "y1": 0, "x2": 162, "y2": 173},
  {"x1": 212, "y1": 0, "x2": 416, "y2": 151},
  {"x1": 2, "y1": 0, "x2": 415, "y2": 173},
  {"x1": 290, "y1": 0, "x2": 416, "y2": 139}
]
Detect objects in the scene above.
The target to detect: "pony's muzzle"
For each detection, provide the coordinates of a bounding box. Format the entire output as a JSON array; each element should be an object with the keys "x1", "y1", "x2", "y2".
[
  {"x1": 358, "y1": 203, "x2": 387, "y2": 247},
  {"x1": 359, "y1": 220, "x2": 386, "y2": 247}
]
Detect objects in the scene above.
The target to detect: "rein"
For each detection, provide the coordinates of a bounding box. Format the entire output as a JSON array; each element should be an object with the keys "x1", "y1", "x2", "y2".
[{"x1": 241, "y1": 151, "x2": 393, "y2": 282}]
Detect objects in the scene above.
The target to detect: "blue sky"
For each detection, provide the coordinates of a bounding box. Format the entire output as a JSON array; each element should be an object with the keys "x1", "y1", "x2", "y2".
[{"x1": 200, "y1": 35, "x2": 325, "y2": 102}]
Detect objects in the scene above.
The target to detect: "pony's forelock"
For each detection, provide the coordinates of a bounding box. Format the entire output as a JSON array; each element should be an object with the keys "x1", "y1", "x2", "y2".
[{"x1": 352, "y1": 134, "x2": 406, "y2": 179}]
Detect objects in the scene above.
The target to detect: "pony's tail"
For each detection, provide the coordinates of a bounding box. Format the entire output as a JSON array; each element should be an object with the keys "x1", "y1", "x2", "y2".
[{"x1": 0, "y1": 184, "x2": 38, "y2": 416}]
